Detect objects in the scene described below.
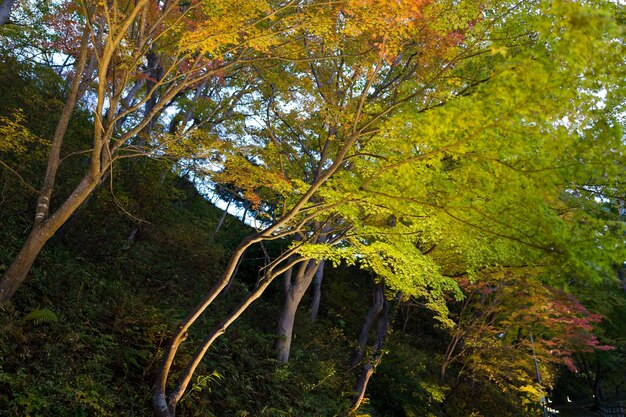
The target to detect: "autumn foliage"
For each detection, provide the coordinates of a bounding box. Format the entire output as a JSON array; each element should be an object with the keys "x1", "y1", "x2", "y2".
[{"x1": 0, "y1": 0, "x2": 624, "y2": 415}]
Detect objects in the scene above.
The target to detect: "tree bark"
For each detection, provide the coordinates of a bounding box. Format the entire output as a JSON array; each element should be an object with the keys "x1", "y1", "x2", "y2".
[
  {"x1": 0, "y1": 226, "x2": 47, "y2": 301},
  {"x1": 308, "y1": 259, "x2": 325, "y2": 322},
  {"x1": 350, "y1": 290, "x2": 395, "y2": 414},
  {"x1": 275, "y1": 226, "x2": 328, "y2": 361},
  {"x1": 141, "y1": 50, "x2": 162, "y2": 139},
  {"x1": 275, "y1": 259, "x2": 319, "y2": 362},
  {"x1": 152, "y1": 236, "x2": 259, "y2": 416},
  {"x1": 306, "y1": 224, "x2": 331, "y2": 322},
  {"x1": 240, "y1": 201, "x2": 250, "y2": 224},
  {"x1": 350, "y1": 283, "x2": 384, "y2": 368},
  {"x1": 210, "y1": 196, "x2": 231, "y2": 241},
  {"x1": 223, "y1": 252, "x2": 245, "y2": 294},
  {"x1": 351, "y1": 364, "x2": 375, "y2": 414},
  {"x1": 154, "y1": 256, "x2": 303, "y2": 417},
  {"x1": 0, "y1": 174, "x2": 98, "y2": 302},
  {"x1": 275, "y1": 290, "x2": 300, "y2": 363},
  {"x1": 35, "y1": 31, "x2": 90, "y2": 224},
  {"x1": 0, "y1": 0, "x2": 16, "y2": 25},
  {"x1": 0, "y1": 32, "x2": 92, "y2": 303}
]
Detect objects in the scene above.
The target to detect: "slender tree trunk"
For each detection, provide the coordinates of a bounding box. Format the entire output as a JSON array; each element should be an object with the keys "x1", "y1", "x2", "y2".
[
  {"x1": 210, "y1": 197, "x2": 231, "y2": 241},
  {"x1": 306, "y1": 225, "x2": 330, "y2": 322},
  {"x1": 182, "y1": 79, "x2": 207, "y2": 126},
  {"x1": 141, "y1": 50, "x2": 161, "y2": 139},
  {"x1": 350, "y1": 292, "x2": 395, "y2": 414},
  {"x1": 35, "y1": 31, "x2": 90, "y2": 224},
  {"x1": 115, "y1": 79, "x2": 145, "y2": 131},
  {"x1": 350, "y1": 283, "x2": 384, "y2": 368},
  {"x1": 223, "y1": 252, "x2": 245, "y2": 294},
  {"x1": 0, "y1": 227, "x2": 47, "y2": 301},
  {"x1": 275, "y1": 260, "x2": 318, "y2": 362},
  {"x1": 0, "y1": 33, "x2": 92, "y2": 303},
  {"x1": 439, "y1": 292, "x2": 475, "y2": 381},
  {"x1": 154, "y1": 256, "x2": 303, "y2": 417},
  {"x1": 0, "y1": 174, "x2": 98, "y2": 302},
  {"x1": 152, "y1": 236, "x2": 258, "y2": 417},
  {"x1": 0, "y1": 0, "x2": 16, "y2": 25},
  {"x1": 440, "y1": 330, "x2": 464, "y2": 382},
  {"x1": 308, "y1": 259, "x2": 325, "y2": 322},
  {"x1": 240, "y1": 202, "x2": 249, "y2": 224},
  {"x1": 400, "y1": 303, "x2": 410, "y2": 333},
  {"x1": 351, "y1": 364, "x2": 375, "y2": 414}
]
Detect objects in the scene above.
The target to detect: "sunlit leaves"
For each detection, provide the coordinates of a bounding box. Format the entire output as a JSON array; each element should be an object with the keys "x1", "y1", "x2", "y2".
[
  {"x1": 205, "y1": 0, "x2": 626, "y2": 327},
  {"x1": 213, "y1": 155, "x2": 291, "y2": 209},
  {"x1": 0, "y1": 110, "x2": 44, "y2": 155},
  {"x1": 442, "y1": 271, "x2": 613, "y2": 408}
]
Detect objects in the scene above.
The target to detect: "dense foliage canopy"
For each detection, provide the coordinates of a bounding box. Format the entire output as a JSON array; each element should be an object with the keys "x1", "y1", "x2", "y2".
[{"x1": 0, "y1": 0, "x2": 625, "y2": 416}]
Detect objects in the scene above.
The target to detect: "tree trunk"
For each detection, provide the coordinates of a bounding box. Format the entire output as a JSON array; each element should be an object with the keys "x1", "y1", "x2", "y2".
[
  {"x1": 35, "y1": 30, "x2": 90, "y2": 224},
  {"x1": 400, "y1": 303, "x2": 412, "y2": 333},
  {"x1": 350, "y1": 283, "x2": 384, "y2": 368},
  {"x1": 155, "y1": 256, "x2": 303, "y2": 416},
  {"x1": 440, "y1": 330, "x2": 464, "y2": 382},
  {"x1": 210, "y1": 197, "x2": 231, "y2": 241},
  {"x1": 141, "y1": 51, "x2": 162, "y2": 139},
  {"x1": 0, "y1": 33, "x2": 93, "y2": 303},
  {"x1": 152, "y1": 236, "x2": 260, "y2": 416},
  {"x1": 240, "y1": 202, "x2": 249, "y2": 225},
  {"x1": 182, "y1": 79, "x2": 207, "y2": 126},
  {"x1": 308, "y1": 259, "x2": 325, "y2": 322},
  {"x1": 275, "y1": 226, "x2": 328, "y2": 361},
  {"x1": 223, "y1": 252, "x2": 245, "y2": 294},
  {"x1": 351, "y1": 364, "x2": 375, "y2": 413},
  {"x1": 0, "y1": 0, "x2": 16, "y2": 25},
  {"x1": 0, "y1": 174, "x2": 98, "y2": 302},
  {"x1": 275, "y1": 291, "x2": 300, "y2": 363},
  {"x1": 373, "y1": 297, "x2": 393, "y2": 351},
  {"x1": 275, "y1": 260, "x2": 318, "y2": 362},
  {"x1": 0, "y1": 226, "x2": 48, "y2": 301},
  {"x1": 350, "y1": 291, "x2": 395, "y2": 414}
]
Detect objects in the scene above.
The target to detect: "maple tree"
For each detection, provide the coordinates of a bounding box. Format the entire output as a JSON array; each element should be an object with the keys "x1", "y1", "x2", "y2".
[
  {"x1": 438, "y1": 271, "x2": 613, "y2": 410},
  {"x1": 153, "y1": 0, "x2": 480, "y2": 412},
  {"x1": 152, "y1": 0, "x2": 625, "y2": 414},
  {"x1": 0, "y1": 0, "x2": 332, "y2": 303}
]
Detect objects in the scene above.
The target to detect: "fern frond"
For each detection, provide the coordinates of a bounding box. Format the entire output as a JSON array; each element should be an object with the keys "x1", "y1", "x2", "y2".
[{"x1": 22, "y1": 308, "x2": 58, "y2": 325}]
